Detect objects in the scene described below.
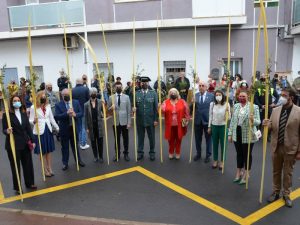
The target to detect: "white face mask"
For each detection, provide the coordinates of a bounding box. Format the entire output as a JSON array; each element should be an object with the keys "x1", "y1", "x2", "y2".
[
  {"x1": 278, "y1": 96, "x2": 288, "y2": 106},
  {"x1": 216, "y1": 96, "x2": 222, "y2": 102}
]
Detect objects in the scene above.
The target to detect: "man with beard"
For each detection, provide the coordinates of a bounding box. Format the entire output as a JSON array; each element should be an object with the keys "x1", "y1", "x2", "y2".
[
  {"x1": 108, "y1": 82, "x2": 131, "y2": 162},
  {"x1": 133, "y1": 77, "x2": 158, "y2": 161},
  {"x1": 263, "y1": 88, "x2": 300, "y2": 208}
]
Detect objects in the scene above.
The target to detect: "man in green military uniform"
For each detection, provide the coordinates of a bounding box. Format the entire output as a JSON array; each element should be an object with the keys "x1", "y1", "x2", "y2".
[{"x1": 134, "y1": 76, "x2": 158, "y2": 161}]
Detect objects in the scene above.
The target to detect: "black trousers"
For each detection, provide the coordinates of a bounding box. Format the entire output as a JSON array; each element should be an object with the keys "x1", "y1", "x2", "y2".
[
  {"x1": 7, "y1": 147, "x2": 35, "y2": 191},
  {"x1": 234, "y1": 126, "x2": 254, "y2": 170},
  {"x1": 91, "y1": 124, "x2": 103, "y2": 159},
  {"x1": 112, "y1": 125, "x2": 129, "y2": 156}
]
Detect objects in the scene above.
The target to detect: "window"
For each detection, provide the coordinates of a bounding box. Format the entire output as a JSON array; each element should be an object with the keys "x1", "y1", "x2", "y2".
[
  {"x1": 164, "y1": 61, "x2": 186, "y2": 82},
  {"x1": 93, "y1": 63, "x2": 114, "y2": 81},
  {"x1": 254, "y1": 0, "x2": 279, "y2": 8},
  {"x1": 25, "y1": 0, "x2": 39, "y2": 5},
  {"x1": 25, "y1": 66, "x2": 44, "y2": 88},
  {"x1": 222, "y1": 59, "x2": 242, "y2": 77},
  {"x1": 2, "y1": 68, "x2": 18, "y2": 88}
]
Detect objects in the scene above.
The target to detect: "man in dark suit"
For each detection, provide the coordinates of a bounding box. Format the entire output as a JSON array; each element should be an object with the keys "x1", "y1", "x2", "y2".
[
  {"x1": 55, "y1": 88, "x2": 85, "y2": 170},
  {"x1": 72, "y1": 78, "x2": 90, "y2": 150},
  {"x1": 193, "y1": 81, "x2": 214, "y2": 163}
]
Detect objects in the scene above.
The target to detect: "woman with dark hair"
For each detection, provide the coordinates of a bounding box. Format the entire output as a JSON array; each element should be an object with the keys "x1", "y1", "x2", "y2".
[
  {"x1": 29, "y1": 91, "x2": 59, "y2": 177},
  {"x1": 228, "y1": 90, "x2": 261, "y2": 185},
  {"x1": 208, "y1": 90, "x2": 231, "y2": 169},
  {"x1": 2, "y1": 95, "x2": 37, "y2": 194}
]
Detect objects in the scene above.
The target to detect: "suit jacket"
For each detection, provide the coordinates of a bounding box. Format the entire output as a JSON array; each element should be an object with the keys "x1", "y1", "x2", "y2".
[
  {"x1": 269, "y1": 105, "x2": 300, "y2": 154},
  {"x1": 228, "y1": 102, "x2": 261, "y2": 143},
  {"x1": 194, "y1": 92, "x2": 214, "y2": 125},
  {"x1": 29, "y1": 104, "x2": 59, "y2": 135},
  {"x1": 84, "y1": 99, "x2": 104, "y2": 140},
  {"x1": 108, "y1": 93, "x2": 131, "y2": 126},
  {"x1": 2, "y1": 111, "x2": 33, "y2": 151},
  {"x1": 55, "y1": 99, "x2": 82, "y2": 137}
]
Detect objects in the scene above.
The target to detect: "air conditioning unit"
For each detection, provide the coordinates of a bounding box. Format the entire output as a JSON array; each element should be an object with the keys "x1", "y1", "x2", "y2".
[{"x1": 62, "y1": 36, "x2": 79, "y2": 49}]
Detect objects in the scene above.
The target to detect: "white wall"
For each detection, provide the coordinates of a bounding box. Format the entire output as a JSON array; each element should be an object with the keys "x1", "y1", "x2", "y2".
[
  {"x1": 0, "y1": 28, "x2": 210, "y2": 91},
  {"x1": 292, "y1": 36, "x2": 300, "y2": 79}
]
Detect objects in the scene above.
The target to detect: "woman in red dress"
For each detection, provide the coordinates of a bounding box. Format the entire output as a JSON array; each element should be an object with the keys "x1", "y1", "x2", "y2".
[{"x1": 160, "y1": 88, "x2": 190, "y2": 159}]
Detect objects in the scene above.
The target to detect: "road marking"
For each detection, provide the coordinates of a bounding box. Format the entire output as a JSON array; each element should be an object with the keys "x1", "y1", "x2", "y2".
[
  {"x1": 136, "y1": 166, "x2": 244, "y2": 224},
  {"x1": 0, "y1": 167, "x2": 137, "y2": 205},
  {"x1": 0, "y1": 166, "x2": 299, "y2": 225}
]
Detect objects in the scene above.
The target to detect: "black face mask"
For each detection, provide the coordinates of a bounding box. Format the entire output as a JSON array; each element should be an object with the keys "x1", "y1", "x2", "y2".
[
  {"x1": 142, "y1": 84, "x2": 148, "y2": 90},
  {"x1": 40, "y1": 98, "x2": 46, "y2": 104},
  {"x1": 260, "y1": 78, "x2": 266, "y2": 82},
  {"x1": 91, "y1": 94, "x2": 97, "y2": 99},
  {"x1": 116, "y1": 88, "x2": 122, "y2": 94},
  {"x1": 170, "y1": 94, "x2": 177, "y2": 100},
  {"x1": 63, "y1": 95, "x2": 70, "y2": 102}
]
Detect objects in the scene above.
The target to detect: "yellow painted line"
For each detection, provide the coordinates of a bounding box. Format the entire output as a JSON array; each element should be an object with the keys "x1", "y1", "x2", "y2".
[
  {"x1": 136, "y1": 166, "x2": 244, "y2": 225},
  {"x1": 0, "y1": 182, "x2": 4, "y2": 200},
  {"x1": 243, "y1": 188, "x2": 300, "y2": 225},
  {"x1": 0, "y1": 167, "x2": 138, "y2": 205}
]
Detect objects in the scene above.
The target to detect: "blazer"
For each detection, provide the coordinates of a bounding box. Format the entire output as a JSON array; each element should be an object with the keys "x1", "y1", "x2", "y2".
[
  {"x1": 29, "y1": 105, "x2": 59, "y2": 135},
  {"x1": 228, "y1": 102, "x2": 261, "y2": 143},
  {"x1": 269, "y1": 105, "x2": 300, "y2": 154},
  {"x1": 194, "y1": 92, "x2": 214, "y2": 125},
  {"x1": 55, "y1": 99, "x2": 82, "y2": 137},
  {"x1": 84, "y1": 99, "x2": 104, "y2": 140},
  {"x1": 108, "y1": 93, "x2": 131, "y2": 126},
  {"x1": 2, "y1": 111, "x2": 33, "y2": 151}
]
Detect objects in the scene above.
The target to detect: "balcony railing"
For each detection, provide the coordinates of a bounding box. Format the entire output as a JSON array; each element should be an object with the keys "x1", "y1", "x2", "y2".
[
  {"x1": 293, "y1": 0, "x2": 300, "y2": 26},
  {"x1": 8, "y1": 0, "x2": 84, "y2": 30}
]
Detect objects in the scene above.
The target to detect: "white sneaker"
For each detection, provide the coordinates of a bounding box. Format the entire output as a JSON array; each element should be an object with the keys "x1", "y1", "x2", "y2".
[{"x1": 80, "y1": 144, "x2": 90, "y2": 150}]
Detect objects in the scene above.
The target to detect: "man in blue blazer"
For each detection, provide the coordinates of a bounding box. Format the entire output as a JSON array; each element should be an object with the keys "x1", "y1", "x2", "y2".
[
  {"x1": 55, "y1": 88, "x2": 85, "y2": 170},
  {"x1": 193, "y1": 81, "x2": 214, "y2": 163}
]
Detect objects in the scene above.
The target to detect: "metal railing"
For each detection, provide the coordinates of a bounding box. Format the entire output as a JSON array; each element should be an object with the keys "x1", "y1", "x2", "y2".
[{"x1": 8, "y1": 0, "x2": 84, "y2": 30}]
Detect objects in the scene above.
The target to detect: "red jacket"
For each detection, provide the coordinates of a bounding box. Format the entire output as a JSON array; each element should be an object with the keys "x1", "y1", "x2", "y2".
[{"x1": 163, "y1": 99, "x2": 188, "y2": 140}]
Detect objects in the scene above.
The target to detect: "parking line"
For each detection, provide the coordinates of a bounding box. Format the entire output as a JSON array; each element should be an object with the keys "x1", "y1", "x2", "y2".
[{"x1": 136, "y1": 166, "x2": 244, "y2": 225}]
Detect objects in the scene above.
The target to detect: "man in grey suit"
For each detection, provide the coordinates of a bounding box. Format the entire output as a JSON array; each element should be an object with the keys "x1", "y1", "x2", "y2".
[
  {"x1": 193, "y1": 81, "x2": 214, "y2": 163},
  {"x1": 108, "y1": 82, "x2": 131, "y2": 161}
]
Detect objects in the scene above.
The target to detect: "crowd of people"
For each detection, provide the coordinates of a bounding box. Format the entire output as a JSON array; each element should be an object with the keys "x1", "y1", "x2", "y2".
[{"x1": 0, "y1": 69, "x2": 300, "y2": 208}]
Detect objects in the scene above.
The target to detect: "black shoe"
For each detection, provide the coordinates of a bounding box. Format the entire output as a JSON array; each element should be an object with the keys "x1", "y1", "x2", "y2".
[
  {"x1": 193, "y1": 155, "x2": 201, "y2": 161},
  {"x1": 15, "y1": 189, "x2": 23, "y2": 195},
  {"x1": 94, "y1": 158, "x2": 99, "y2": 163},
  {"x1": 113, "y1": 156, "x2": 120, "y2": 162},
  {"x1": 137, "y1": 155, "x2": 144, "y2": 161},
  {"x1": 99, "y1": 158, "x2": 104, "y2": 163},
  {"x1": 267, "y1": 192, "x2": 280, "y2": 203},
  {"x1": 78, "y1": 161, "x2": 85, "y2": 167},
  {"x1": 26, "y1": 185, "x2": 37, "y2": 190},
  {"x1": 62, "y1": 165, "x2": 68, "y2": 171},
  {"x1": 283, "y1": 195, "x2": 293, "y2": 208},
  {"x1": 204, "y1": 157, "x2": 211, "y2": 163},
  {"x1": 124, "y1": 155, "x2": 130, "y2": 162},
  {"x1": 150, "y1": 155, "x2": 155, "y2": 161},
  {"x1": 56, "y1": 135, "x2": 60, "y2": 142}
]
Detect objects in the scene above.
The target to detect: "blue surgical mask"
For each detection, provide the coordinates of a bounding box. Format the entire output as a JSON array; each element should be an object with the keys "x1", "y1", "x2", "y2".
[{"x1": 13, "y1": 102, "x2": 22, "y2": 109}]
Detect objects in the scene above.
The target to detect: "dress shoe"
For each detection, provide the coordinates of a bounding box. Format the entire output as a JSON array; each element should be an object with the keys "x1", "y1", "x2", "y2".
[
  {"x1": 124, "y1": 155, "x2": 130, "y2": 162},
  {"x1": 94, "y1": 158, "x2": 99, "y2": 163},
  {"x1": 15, "y1": 189, "x2": 23, "y2": 195},
  {"x1": 62, "y1": 165, "x2": 68, "y2": 171},
  {"x1": 79, "y1": 161, "x2": 85, "y2": 167},
  {"x1": 150, "y1": 155, "x2": 155, "y2": 161},
  {"x1": 137, "y1": 155, "x2": 144, "y2": 161},
  {"x1": 267, "y1": 192, "x2": 280, "y2": 203},
  {"x1": 113, "y1": 156, "x2": 119, "y2": 162},
  {"x1": 99, "y1": 158, "x2": 104, "y2": 163},
  {"x1": 193, "y1": 155, "x2": 201, "y2": 161},
  {"x1": 204, "y1": 157, "x2": 211, "y2": 163},
  {"x1": 283, "y1": 195, "x2": 293, "y2": 208},
  {"x1": 26, "y1": 185, "x2": 37, "y2": 190}
]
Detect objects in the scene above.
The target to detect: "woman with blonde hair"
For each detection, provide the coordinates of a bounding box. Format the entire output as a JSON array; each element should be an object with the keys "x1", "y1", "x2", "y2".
[
  {"x1": 29, "y1": 91, "x2": 59, "y2": 177},
  {"x1": 160, "y1": 88, "x2": 190, "y2": 159}
]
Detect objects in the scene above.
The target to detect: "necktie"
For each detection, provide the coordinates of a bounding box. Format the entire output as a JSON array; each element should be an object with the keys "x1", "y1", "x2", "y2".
[
  {"x1": 200, "y1": 95, "x2": 203, "y2": 104},
  {"x1": 278, "y1": 110, "x2": 287, "y2": 144},
  {"x1": 118, "y1": 94, "x2": 121, "y2": 107}
]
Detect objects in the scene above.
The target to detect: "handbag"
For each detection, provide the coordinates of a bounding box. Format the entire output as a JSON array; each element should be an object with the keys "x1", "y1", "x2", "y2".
[{"x1": 181, "y1": 118, "x2": 189, "y2": 127}]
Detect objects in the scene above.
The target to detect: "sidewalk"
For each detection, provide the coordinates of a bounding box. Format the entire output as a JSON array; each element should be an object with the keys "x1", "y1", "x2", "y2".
[{"x1": 0, "y1": 208, "x2": 169, "y2": 225}]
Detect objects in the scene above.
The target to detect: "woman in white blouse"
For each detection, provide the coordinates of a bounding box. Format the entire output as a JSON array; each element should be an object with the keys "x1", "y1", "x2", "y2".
[
  {"x1": 208, "y1": 90, "x2": 231, "y2": 170},
  {"x1": 29, "y1": 91, "x2": 59, "y2": 177}
]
